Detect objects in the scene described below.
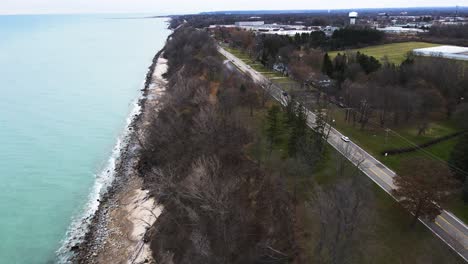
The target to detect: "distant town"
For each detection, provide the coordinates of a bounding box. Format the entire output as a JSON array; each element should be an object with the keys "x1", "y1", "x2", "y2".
[
  {"x1": 208, "y1": 11, "x2": 468, "y2": 60},
  {"x1": 198, "y1": 8, "x2": 468, "y2": 60}
]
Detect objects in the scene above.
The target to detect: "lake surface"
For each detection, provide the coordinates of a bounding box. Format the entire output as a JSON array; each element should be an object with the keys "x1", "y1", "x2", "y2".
[{"x1": 0, "y1": 14, "x2": 170, "y2": 263}]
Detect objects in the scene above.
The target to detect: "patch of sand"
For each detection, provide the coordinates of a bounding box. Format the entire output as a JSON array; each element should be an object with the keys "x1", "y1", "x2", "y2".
[
  {"x1": 127, "y1": 185, "x2": 162, "y2": 264},
  {"x1": 94, "y1": 176, "x2": 162, "y2": 264}
]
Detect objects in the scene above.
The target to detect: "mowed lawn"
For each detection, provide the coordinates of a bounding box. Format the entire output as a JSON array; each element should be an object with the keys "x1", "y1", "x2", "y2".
[
  {"x1": 223, "y1": 46, "x2": 286, "y2": 78},
  {"x1": 328, "y1": 42, "x2": 440, "y2": 64}
]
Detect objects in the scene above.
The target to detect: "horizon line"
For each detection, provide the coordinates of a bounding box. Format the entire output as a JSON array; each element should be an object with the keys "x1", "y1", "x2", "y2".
[
  {"x1": 0, "y1": 5, "x2": 467, "y2": 16},
  {"x1": 201, "y1": 6, "x2": 468, "y2": 14}
]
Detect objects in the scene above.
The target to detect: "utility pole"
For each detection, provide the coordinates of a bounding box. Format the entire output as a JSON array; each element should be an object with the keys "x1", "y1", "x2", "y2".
[
  {"x1": 344, "y1": 108, "x2": 352, "y2": 122},
  {"x1": 385, "y1": 128, "x2": 390, "y2": 144}
]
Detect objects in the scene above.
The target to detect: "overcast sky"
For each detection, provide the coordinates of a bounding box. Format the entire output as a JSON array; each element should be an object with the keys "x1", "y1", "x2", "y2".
[{"x1": 0, "y1": 0, "x2": 466, "y2": 15}]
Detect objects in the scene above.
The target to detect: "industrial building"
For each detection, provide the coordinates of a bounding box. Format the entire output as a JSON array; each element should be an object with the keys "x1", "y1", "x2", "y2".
[
  {"x1": 229, "y1": 21, "x2": 325, "y2": 36},
  {"x1": 413, "y1": 45, "x2": 468, "y2": 61},
  {"x1": 234, "y1": 21, "x2": 265, "y2": 27},
  {"x1": 377, "y1": 26, "x2": 425, "y2": 34}
]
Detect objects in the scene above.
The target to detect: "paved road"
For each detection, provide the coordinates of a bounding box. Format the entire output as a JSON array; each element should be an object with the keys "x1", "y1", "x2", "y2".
[{"x1": 219, "y1": 47, "x2": 468, "y2": 262}]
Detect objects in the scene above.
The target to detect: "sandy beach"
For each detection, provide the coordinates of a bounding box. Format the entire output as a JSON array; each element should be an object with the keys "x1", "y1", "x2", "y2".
[{"x1": 72, "y1": 54, "x2": 168, "y2": 264}]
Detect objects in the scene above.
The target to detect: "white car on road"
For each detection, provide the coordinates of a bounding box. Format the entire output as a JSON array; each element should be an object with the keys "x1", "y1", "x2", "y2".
[{"x1": 341, "y1": 136, "x2": 350, "y2": 142}]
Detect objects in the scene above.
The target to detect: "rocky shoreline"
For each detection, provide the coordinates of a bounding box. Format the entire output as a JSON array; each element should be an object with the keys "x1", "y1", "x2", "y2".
[{"x1": 70, "y1": 48, "x2": 168, "y2": 264}]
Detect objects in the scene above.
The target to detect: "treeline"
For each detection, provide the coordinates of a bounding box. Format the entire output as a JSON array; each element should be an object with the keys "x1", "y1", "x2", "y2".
[
  {"x1": 421, "y1": 24, "x2": 468, "y2": 46},
  {"x1": 217, "y1": 26, "x2": 384, "y2": 61},
  {"x1": 169, "y1": 13, "x2": 348, "y2": 29},
  {"x1": 325, "y1": 54, "x2": 467, "y2": 133},
  {"x1": 329, "y1": 27, "x2": 385, "y2": 49},
  {"x1": 273, "y1": 27, "x2": 384, "y2": 50},
  {"x1": 429, "y1": 24, "x2": 468, "y2": 39},
  {"x1": 448, "y1": 106, "x2": 468, "y2": 202},
  {"x1": 382, "y1": 131, "x2": 467, "y2": 156},
  {"x1": 323, "y1": 52, "x2": 381, "y2": 82},
  {"x1": 138, "y1": 27, "x2": 295, "y2": 263}
]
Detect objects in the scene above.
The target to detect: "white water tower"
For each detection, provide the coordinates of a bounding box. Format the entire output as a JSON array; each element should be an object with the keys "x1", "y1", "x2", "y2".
[{"x1": 349, "y1": 11, "x2": 358, "y2": 25}]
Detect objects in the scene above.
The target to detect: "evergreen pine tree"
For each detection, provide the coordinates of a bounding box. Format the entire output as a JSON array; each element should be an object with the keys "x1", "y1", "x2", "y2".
[
  {"x1": 463, "y1": 178, "x2": 468, "y2": 204},
  {"x1": 266, "y1": 105, "x2": 281, "y2": 154},
  {"x1": 239, "y1": 83, "x2": 246, "y2": 93},
  {"x1": 314, "y1": 107, "x2": 328, "y2": 152},
  {"x1": 322, "y1": 53, "x2": 334, "y2": 76},
  {"x1": 285, "y1": 97, "x2": 296, "y2": 125},
  {"x1": 449, "y1": 133, "x2": 468, "y2": 182},
  {"x1": 288, "y1": 104, "x2": 307, "y2": 157}
]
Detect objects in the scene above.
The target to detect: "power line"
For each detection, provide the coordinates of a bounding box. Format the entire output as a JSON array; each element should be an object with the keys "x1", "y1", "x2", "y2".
[
  {"x1": 277, "y1": 82, "x2": 468, "y2": 177},
  {"x1": 334, "y1": 104, "x2": 468, "y2": 177},
  {"x1": 388, "y1": 129, "x2": 468, "y2": 177}
]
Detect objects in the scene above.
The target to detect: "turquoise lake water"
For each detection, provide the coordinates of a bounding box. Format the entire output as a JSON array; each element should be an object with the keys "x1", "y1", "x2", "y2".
[{"x1": 0, "y1": 14, "x2": 170, "y2": 263}]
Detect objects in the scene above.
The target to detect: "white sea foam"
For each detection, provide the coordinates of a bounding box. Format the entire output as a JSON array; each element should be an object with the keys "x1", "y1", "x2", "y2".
[
  {"x1": 56, "y1": 86, "x2": 145, "y2": 263},
  {"x1": 56, "y1": 53, "x2": 168, "y2": 263}
]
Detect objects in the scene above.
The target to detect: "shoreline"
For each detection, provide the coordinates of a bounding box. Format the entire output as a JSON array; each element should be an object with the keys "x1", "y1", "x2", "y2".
[{"x1": 65, "y1": 49, "x2": 168, "y2": 263}]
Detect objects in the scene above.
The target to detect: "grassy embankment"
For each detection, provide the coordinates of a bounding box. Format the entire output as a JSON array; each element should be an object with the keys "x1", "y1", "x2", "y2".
[
  {"x1": 328, "y1": 41, "x2": 440, "y2": 64},
  {"x1": 327, "y1": 109, "x2": 457, "y2": 169},
  {"x1": 224, "y1": 46, "x2": 287, "y2": 79},
  {"x1": 236, "y1": 99, "x2": 464, "y2": 263},
  {"x1": 223, "y1": 45, "x2": 468, "y2": 223},
  {"x1": 223, "y1": 46, "x2": 304, "y2": 92}
]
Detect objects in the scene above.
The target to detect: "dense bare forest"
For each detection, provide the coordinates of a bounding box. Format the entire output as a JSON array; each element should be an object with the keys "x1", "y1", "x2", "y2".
[
  {"x1": 138, "y1": 27, "x2": 295, "y2": 263},
  {"x1": 131, "y1": 25, "x2": 465, "y2": 264}
]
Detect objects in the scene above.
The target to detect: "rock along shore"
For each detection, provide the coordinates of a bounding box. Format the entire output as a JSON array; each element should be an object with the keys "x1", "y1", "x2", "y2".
[{"x1": 71, "y1": 47, "x2": 168, "y2": 264}]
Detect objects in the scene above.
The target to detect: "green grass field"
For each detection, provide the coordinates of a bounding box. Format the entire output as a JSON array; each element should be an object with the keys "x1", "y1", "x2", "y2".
[
  {"x1": 224, "y1": 46, "x2": 285, "y2": 78},
  {"x1": 328, "y1": 42, "x2": 440, "y2": 64},
  {"x1": 328, "y1": 108, "x2": 458, "y2": 169}
]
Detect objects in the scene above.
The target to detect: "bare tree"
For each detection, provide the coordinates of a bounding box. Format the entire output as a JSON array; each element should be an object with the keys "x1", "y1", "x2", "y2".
[
  {"x1": 393, "y1": 158, "x2": 457, "y2": 227},
  {"x1": 307, "y1": 145, "x2": 372, "y2": 264},
  {"x1": 309, "y1": 176, "x2": 374, "y2": 263}
]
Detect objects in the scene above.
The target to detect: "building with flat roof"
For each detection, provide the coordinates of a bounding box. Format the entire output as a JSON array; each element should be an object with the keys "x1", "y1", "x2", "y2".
[
  {"x1": 413, "y1": 45, "x2": 468, "y2": 61},
  {"x1": 377, "y1": 26, "x2": 425, "y2": 34},
  {"x1": 235, "y1": 21, "x2": 264, "y2": 27},
  {"x1": 262, "y1": 30, "x2": 316, "y2": 36}
]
